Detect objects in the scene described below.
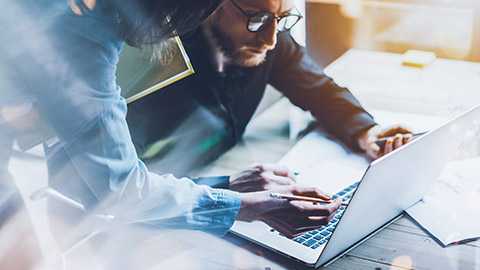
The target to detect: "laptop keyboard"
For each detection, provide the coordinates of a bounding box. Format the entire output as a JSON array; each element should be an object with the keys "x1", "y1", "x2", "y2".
[{"x1": 270, "y1": 181, "x2": 359, "y2": 249}]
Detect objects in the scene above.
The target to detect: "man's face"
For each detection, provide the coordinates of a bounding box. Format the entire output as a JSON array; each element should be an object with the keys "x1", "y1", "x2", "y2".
[{"x1": 205, "y1": 0, "x2": 295, "y2": 67}]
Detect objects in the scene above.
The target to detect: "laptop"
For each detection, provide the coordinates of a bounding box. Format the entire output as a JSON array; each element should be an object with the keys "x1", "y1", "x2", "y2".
[{"x1": 230, "y1": 104, "x2": 480, "y2": 268}]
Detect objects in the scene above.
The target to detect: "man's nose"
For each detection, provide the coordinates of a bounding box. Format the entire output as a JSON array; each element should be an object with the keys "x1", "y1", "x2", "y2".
[{"x1": 257, "y1": 20, "x2": 278, "y2": 48}]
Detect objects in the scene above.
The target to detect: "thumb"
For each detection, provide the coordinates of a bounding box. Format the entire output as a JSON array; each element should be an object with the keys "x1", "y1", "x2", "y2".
[{"x1": 365, "y1": 141, "x2": 380, "y2": 159}]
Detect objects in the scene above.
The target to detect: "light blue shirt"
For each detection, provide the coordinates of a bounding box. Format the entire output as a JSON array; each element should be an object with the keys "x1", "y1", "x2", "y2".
[{"x1": 0, "y1": 0, "x2": 241, "y2": 235}]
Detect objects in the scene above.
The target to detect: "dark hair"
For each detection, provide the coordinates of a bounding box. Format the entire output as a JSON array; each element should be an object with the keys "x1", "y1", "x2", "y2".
[
  {"x1": 75, "y1": 0, "x2": 223, "y2": 47},
  {"x1": 114, "y1": 0, "x2": 223, "y2": 47}
]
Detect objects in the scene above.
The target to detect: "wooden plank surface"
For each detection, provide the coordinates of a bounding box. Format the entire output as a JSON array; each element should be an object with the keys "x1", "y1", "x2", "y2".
[
  {"x1": 347, "y1": 216, "x2": 480, "y2": 270},
  {"x1": 20, "y1": 49, "x2": 480, "y2": 269},
  {"x1": 184, "y1": 83, "x2": 480, "y2": 269}
]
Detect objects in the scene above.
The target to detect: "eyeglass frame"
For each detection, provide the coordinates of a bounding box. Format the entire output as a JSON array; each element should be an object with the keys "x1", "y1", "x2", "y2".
[{"x1": 228, "y1": 0, "x2": 304, "y2": 33}]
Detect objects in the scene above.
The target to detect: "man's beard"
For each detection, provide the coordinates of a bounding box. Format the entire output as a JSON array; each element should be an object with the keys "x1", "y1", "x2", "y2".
[{"x1": 209, "y1": 22, "x2": 269, "y2": 67}]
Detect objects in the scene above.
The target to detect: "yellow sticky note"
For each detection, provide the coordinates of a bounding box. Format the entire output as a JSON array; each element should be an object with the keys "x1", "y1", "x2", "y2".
[{"x1": 402, "y1": 50, "x2": 436, "y2": 68}]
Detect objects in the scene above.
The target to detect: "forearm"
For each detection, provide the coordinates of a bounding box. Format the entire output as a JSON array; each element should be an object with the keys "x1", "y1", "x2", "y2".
[
  {"x1": 25, "y1": 5, "x2": 243, "y2": 235},
  {"x1": 48, "y1": 121, "x2": 241, "y2": 235},
  {"x1": 269, "y1": 33, "x2": 376, "y2": 148}
]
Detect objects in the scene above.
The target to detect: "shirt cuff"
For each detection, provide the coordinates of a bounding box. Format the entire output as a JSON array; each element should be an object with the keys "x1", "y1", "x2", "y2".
[{"x1": 188, "y1": 188, "x2": 242, "y2": 236}]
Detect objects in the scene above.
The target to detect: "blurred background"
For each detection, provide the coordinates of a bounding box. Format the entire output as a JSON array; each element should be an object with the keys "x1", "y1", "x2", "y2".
[
  {"x1": 306, "y1": 0, "x2": 480, "y2": 67},
  {"x1": 3, "y1": 0, "x2": 480, "y2": 269}
]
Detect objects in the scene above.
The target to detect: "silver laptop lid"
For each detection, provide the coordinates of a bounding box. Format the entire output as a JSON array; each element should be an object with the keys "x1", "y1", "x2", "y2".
[{"x1": 317, "y1": 104, "x2": 480, "y2": 267}]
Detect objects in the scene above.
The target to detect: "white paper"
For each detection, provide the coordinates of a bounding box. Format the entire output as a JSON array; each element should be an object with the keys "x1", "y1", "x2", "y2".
[
  {"x1": 406, "y1": 157, "x2": 480, "y2": 245},
  {"x1": 278, "y1": 130, "x2": 369, "y2": 194}
]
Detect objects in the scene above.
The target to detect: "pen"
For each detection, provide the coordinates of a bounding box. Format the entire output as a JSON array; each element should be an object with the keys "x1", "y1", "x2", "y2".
[
  {"x1": 270, "y1": 193, "x2": 349, "y2": 206},
  {"x1": 375, "y1": 131, "x2": 427, "y2": 149}
]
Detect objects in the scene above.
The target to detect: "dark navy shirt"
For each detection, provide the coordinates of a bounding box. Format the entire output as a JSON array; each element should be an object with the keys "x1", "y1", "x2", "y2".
[{"x1": 127, "y1": 28, "x2": 376, "y2": 175}]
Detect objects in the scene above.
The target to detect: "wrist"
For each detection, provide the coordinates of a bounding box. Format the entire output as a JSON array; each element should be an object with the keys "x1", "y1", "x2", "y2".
[
  {"x1": 236, "y1": 192, "x2": 262, "y2": 222},
  {"x1": 356, "y1": 125, "x2": 380, "y2": 151}
]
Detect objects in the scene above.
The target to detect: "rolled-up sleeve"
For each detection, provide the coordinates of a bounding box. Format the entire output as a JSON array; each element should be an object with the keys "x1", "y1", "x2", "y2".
[{"x1": 3, "y1": 0, "x2": 241, "y2": 236}]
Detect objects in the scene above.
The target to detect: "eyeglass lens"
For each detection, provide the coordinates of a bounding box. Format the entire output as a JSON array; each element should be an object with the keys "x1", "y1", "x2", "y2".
[{"x1": 248, "y1": 14, "x2": 300, "y2": 32}]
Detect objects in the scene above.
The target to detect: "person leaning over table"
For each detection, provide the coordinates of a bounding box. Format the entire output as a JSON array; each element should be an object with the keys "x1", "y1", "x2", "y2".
[
  {"x1": 0, "y1": 0, "x2": 344, "y2": 246},
  {"x1": 126, "y1": 0, "x2": 415, "y2": 185}
]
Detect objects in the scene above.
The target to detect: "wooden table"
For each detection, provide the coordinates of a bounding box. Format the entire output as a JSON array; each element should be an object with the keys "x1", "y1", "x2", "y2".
[
  {"x1": 12, "y1": 49, "x2": 480, "y2": 269},
  {"x1": 179, "y1": 49, "x2": 480, "y2": 269},
  {"x1": 185, "y1": 98, "x2": 480, "y2": 270}
]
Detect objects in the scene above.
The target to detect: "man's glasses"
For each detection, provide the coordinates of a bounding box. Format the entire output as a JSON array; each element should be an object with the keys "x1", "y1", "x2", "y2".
[{"x1": 229, "y1": 0, "x2": 303, "y2": 33}]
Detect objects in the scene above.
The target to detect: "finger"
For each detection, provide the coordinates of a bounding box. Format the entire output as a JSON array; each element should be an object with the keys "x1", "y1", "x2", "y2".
[
  {"x1": 323, "y1": 197, "x2": 342, "y2": 215},
  {"x1": 288, "y1": 202, "x2": 331, "y2": 217},
  {"x1": 262, "y1": 172, "x2": 296, "y2": 186},
  {"x1": 245, "y1": 163, "x2": 264, "y2": 176},
  {"x1": 290, "y1": 186, "x2": 332, "y2": 200},
  {"x1": 296, "y1": 216, "x2": 331, "y2": 228},
  {"x1": 403, "y1": 134, "x2": 413, "y2": 144},
  {"x1": 393, "y1": 133, "x2": 403, "y2": 149},
  {"x1": 243, "y1": 163, "x2": 261, "y2": 173},
  {"x1": 264, "y1": 206, "x2": 339, "y2": 238},
  {"x1": 365, "y1": 149, "x2": 378, "y2": 160},
  {"x1": 260, "y1": 164, "x2": 297, "y2": 180},
  {"x1": 289, "y1": 199, "x2": 340, "y2": 216},
  {"x1": 297, "y1": 206, "x2": 341, "y2": 229},
  {"x1": 255, "y1": 163, "x2": 280, "y2": 173},
  {"x1": 294, "y1": 199, "x2": 342, "y2": 231},
  {"x1": 273, "y1": 168, "x2": 297, "y2": 183},
  {"x1": 322, "y1": 204, "x2": 339, "y2": 224},
  {"x1": 384, "y1": 138, "x2": 393, "y2": 154},
  {"x1": 368, "y1": 141, "x2": 380, "y2": 153},
  {"x1": 365, "y1": 142, "x2": 380, "y2": 160},
  {"x1": 272, "y1": 166, "x2": 290, "y2": 177},
  {"x1": 284, "y1": 169, "x2": 297, "y2": 182},
  {"x1": 317, "y1": 198, "x2": 342, "y2": 224}
]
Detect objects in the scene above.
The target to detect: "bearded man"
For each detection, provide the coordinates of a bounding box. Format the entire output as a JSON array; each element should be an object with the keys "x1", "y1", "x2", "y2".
[{"x1": 126, "y1": 0, "x2": 412, "y2": 176}]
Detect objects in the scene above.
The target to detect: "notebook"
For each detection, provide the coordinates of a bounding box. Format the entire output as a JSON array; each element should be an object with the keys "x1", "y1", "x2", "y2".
[
  {"x1": 14, "y1": 36, "x2": 193, "y2": 151},
  {"x1": 230, "y1": 104, "x2": 480, "y2": 268},
  {"x1": 116, "y1": 36, "x2": 194, "y2": 104}
]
